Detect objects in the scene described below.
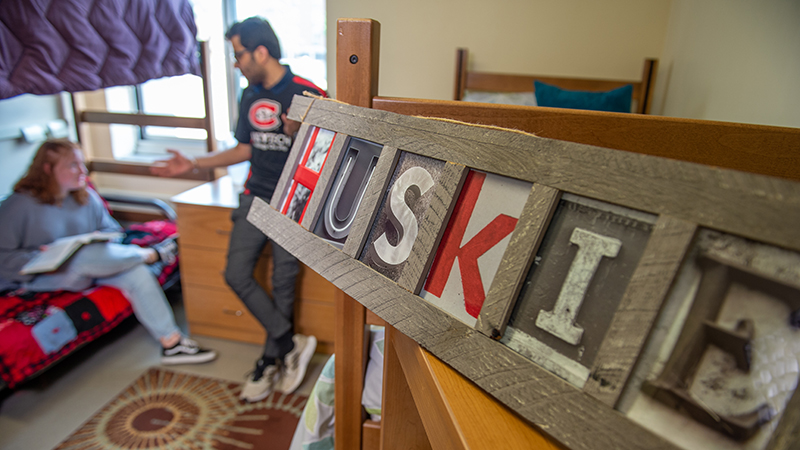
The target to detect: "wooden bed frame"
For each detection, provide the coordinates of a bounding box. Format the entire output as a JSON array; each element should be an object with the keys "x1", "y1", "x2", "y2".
[
  {"x1": 453, "y1": 47, "x2": 659, "y2": 114},
  {"x1": 327, "y1": 18, "x2": 800, "y2": 450}
]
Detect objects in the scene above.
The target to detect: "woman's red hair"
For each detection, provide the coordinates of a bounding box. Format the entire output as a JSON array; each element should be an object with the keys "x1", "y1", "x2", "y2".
[{"x1": 14, "y1": 139, "x2": 89, "y2": 205}]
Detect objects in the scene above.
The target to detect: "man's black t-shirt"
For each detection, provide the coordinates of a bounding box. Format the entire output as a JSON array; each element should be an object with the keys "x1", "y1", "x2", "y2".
[{"x1": 235, "y1": 66, "x2": 326, "y2": 200}]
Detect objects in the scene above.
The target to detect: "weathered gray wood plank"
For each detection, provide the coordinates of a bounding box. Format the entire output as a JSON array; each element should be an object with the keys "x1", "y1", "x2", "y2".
[
  {"x1": 271, "y1": 122, "x2": 313, "y2": 208},
  {"x1": 477, "y1": 184, "x2": 561, "y2": 338},
  {"x1": 300, "y1": 132, "x2": 350, "y2": 230},
  {"x1": 247, "y1": 197, "x2": 679, "y2": 450},
  {"x1": 398, "y1": 162, "x2": 467, "y2": 294},
  {"x1": 342, "y1": 146, "x2": 400, "y2": 258},
  {"x1": 288, "y1": 96, "x2": 800, "y2": 253},
  {"x1": 583, "y1": 216, "x2": 697, "y2": 407}
]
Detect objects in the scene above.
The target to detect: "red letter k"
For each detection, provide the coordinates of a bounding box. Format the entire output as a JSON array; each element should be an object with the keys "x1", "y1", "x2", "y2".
[{"x1": 424, "y1": 171, "x2": 518, "y2": 317}]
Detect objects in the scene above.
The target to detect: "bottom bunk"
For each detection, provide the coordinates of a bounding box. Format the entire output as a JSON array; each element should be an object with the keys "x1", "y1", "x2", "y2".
[{"x1": 0, "y1": 219, "x2": 179, "y2": 391}]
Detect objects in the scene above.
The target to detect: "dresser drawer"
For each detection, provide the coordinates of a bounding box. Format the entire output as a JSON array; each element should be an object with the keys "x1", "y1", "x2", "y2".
[
  {"x1": 183, "y1": 285, "x2": 264, "y2": 334},
  {"x1": 175, "y1": 203, "x2": 232, "y2": 250},
  {"x1": 180, "y1": 246, "x2": 272, "y2": 291},
  {"x1": 184, "y1": 286, "x2": 333, "y2": 348}
]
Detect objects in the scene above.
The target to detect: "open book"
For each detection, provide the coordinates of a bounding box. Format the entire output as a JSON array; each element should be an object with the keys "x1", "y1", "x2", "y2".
[{"x1": 20, "y1": 231, "x2": 124, "y2": 275}]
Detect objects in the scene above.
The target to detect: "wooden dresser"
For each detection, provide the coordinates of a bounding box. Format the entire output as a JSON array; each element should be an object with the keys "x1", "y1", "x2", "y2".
[{"x1": 171, "y1": 176, "x2": 335, "y2": 353}]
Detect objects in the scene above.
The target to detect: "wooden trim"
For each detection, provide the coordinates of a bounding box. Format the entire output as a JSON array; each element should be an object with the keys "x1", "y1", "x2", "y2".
[
  {"x1": 290, "y1": 96, "x2": 800, "y2": 253},
  {"x1": 247, "y1": 198, "x2": 678, "y2": 450},
  {"x1": 390, "y1": 326, "x2": 468, "y2": 450},
  {"x1": 199, "y1": 40, "x2": 217, "y2": 154},
  {"x1": 334, "y1": 19, "x2": 383, "y2": 450},
  {"x1": 371, "y1": 96, "x2": 800, "y2": 183},
  {"x1": 640, "y1": 59, "x2": 658, "y2": 115},
  {"x1": 583, "y1": 216, "x2": 696, "y2": 407},
  {"x1": 336, "y1": 19, "x2": 381, "y2": 108},
  {"x1": 405, "y1": 329, "x2": 565, "y2": 450},
  {"x1": 454, "y1": 48, "x2": 468, "y2": 101},
  {"x1": 477, "y1": 184, "x2": 561, "y2": 338},
  {"x1": 365, "y1": 309, "x2": 386, "y2": 326},
  {"x1": 381, "y1": 326, "x2": 434, "y2": 450},
  {"x1": 78, "y1": 111, "x2": 206, "y2": 129},
  {"x1": 88, "y1": 160, "x2": 213, "y2": 181},
  {"x1": 362, "y1": 420, "x2": 382, "y2": 450},
  {"x1": 454, "y1": 48, "x2": 656, "y2": 114},
  {"x1": 466, "y1": 72, "x2": 642, "y2": 97},
  {"x1": 334, "y1": 289, "x2": 368, "y2": 450}
]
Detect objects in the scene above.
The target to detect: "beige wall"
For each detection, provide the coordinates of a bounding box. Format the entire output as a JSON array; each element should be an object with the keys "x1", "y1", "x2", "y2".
[
  {"x1": 327, "y1": 0, "x2": 672, "y2": 100},
  {"x1": 653, "y1": 0, "x2": 800, "y2": 128},
  {"x1": 0, "y1": 94, "x2": 70, "y2": 198}
]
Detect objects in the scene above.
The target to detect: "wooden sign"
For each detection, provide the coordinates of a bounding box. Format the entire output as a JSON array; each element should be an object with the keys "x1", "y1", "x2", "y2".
[
  {"x1": 311, "y1": 137, "x2": 382, "y2": 248},
  {"x1": 273, "y1": 125, "x2": 337, "y2": 223},
  {"x1": 631, "y1": 228, "x2": 800, "y2": 449},
  {"x1": 420, "y1": 170, "x2": 531, "y2": 327},
  {"x1": 358, "y1": 152, "x2": 445, "y2": 281},
  {"x1": 503, "y1": 194, "x2": 656, "y2": 388},
  {"x1": 249, "y1": 95, "x2": 800, "y2": 450}
]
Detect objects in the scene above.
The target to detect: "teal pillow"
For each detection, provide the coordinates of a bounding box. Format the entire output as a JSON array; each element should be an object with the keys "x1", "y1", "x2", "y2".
[{"x1": 534, "y1": 80, "x2": 633, "y2": 113}]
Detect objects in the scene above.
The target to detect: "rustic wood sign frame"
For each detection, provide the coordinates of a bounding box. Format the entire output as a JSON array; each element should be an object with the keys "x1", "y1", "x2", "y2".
[{"x1": 249, "y1": 95, "x2": 800, "y2": 450}]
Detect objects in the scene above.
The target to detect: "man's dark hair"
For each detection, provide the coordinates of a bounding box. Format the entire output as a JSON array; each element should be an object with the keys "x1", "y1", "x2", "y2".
[{"x1": 226, "y1": 17, "x2": 282, "y2": 60}]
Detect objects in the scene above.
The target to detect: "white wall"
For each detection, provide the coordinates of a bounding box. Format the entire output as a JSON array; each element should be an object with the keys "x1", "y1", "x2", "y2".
[
  {"x1": 0, "y1": 94, "x2": 72, "y2": 198},
  {"x1": 327, "y1": 0, "x2": 672, "y2": 101},
  {"x1": 653, "y1": 0, "x2": 800, "y2": 128},
  {"x1": 3, "y1": 0, "x2": 797, "y2": 200}
]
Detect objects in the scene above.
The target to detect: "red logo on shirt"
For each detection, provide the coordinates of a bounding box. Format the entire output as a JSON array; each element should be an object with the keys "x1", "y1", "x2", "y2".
[{"x1": 248, "y1": 99, "x2": 281, "y2": 131}]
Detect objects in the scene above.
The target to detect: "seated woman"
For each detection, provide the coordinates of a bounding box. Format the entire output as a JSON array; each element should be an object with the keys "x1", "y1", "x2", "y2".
[{"x1": 0, "y1": 139, "x2": 216, "y2": 365}]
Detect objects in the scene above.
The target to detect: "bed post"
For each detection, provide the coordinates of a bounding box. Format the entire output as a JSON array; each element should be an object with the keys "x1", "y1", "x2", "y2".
[
  {"x1": 454, "y1": 48, "x2": 468, "y2": 101},
  {"x1": 639, "y1": 58, "x2": 658, "y2": 114},
  {"x1": 336, "y1": 19, "x2": 381, "y2": 108},
  {"x1": 334, "y1": 18, "x2": 381, "y2": 450}
]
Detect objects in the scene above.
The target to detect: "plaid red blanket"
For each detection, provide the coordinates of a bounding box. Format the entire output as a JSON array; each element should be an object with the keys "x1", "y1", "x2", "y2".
[{"x1": 0, "y1": 220, "x2": 180, "y2": 389}]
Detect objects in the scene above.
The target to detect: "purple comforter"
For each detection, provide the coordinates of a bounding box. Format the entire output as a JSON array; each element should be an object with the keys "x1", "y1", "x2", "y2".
[{"x1": 0, "y1": 0, "x2": 199, "y2": 100}]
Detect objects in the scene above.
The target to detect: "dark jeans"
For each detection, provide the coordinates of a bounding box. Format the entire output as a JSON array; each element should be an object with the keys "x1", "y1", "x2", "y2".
[{"x1": 224, "y1": 194, "x2": 299, "y2": 360}]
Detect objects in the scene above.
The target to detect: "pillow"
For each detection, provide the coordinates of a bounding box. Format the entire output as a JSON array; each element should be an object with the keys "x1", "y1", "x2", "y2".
[
  {"x1": 461, "y1": 90, "x2": 538, "y2": 107},
  {"x1": 361, "y1": 326, "x2": 385, "y2": 421},
  {"x1": 534, "y1": 80, "x2": 633, "y2": 113}
]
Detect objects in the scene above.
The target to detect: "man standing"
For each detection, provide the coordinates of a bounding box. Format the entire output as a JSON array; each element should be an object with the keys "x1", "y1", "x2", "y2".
[{"x1": 152, "y1": 16, "x2": 325, "y2": 402}]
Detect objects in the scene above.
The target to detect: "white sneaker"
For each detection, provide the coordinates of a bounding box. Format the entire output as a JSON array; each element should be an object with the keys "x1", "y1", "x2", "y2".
[
  {"x1": 152, "y1": 235, "x2": 179, "y2": 266},
  {"x1": 240, "y1": 360, "x2": 280, "y2": 403},
  {"x1": 277, "y1": 334, "x2": 317, "y2": 394},
  {"x1": 161, "y1": 337, "x2": 216, "y2": 365}
]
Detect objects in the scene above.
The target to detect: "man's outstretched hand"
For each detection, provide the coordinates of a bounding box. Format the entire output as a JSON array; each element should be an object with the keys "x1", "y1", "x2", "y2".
[{"x1": 150, "y1": 149, "x2": 194, "y2": 177}]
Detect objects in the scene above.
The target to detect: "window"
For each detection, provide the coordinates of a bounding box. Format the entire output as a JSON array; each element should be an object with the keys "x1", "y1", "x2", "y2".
[
  {"x1": 233, "y1": 0, "x2": 328, "y2": 92},
  {"x1": 105, "y1": 0, "x2": 327, "y2": 158},
  {"x1": 139, "y1": 75, "x2": 208, "y2": 141}
]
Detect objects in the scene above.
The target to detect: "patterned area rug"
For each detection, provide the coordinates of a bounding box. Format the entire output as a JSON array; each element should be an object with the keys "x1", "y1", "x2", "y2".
[{"x1": 54, "y1": 367, "x2": 307, "y2": 449}]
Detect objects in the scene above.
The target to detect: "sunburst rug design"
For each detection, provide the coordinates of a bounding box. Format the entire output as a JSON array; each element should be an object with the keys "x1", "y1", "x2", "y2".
[{"x1": 54, "y1": 367, "x2": 307, "y2": 450}]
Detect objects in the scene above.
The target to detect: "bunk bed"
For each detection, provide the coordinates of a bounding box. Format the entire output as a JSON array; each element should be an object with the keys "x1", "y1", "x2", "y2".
[
  {"x1": 453, "y1": 48, "x2": 658, "y2": 114},
  {"x1": 0, "y1": 0, "x2": 209, "y2": 392},
  {"x1": 319, "y1": 18, "x2": 800, "y2": 450}
]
